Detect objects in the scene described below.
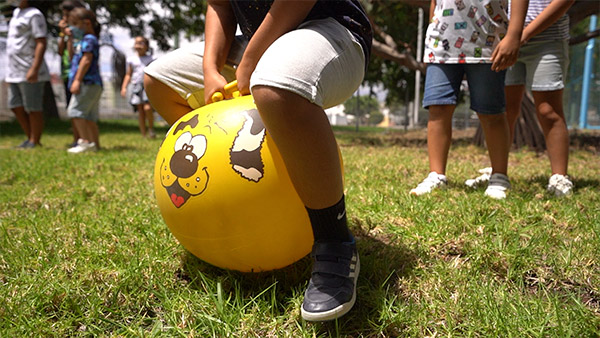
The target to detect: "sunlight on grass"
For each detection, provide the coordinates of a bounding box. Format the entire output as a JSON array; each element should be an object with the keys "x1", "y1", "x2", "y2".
[{"x1": 1, "y1": 119, "x2": 599, "y2": 336}]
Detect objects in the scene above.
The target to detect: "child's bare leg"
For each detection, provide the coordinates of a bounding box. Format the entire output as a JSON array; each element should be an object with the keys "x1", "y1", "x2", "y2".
[
  {"x1": 28, "y1": 111, "x2": 44, "y2": 145},
  {"x1": 252, "y1": 86, "x2": 342, "y2": 210},
  {"x1": 71, "y1": 119, "x2": 80, "y2": 142},
  {"x1": 137, "y1": 104, "x2": 147, "y2": 136},
  {"x1": 477, "y1": 113, "x2": 510, "y2": 175},
  {"x1": 72, "y1": 118, "x2": 92, "y2": 142},
  {"x1": 144, "y1": 103, "x2": 154, "y2": 129},
  {"x1": 144, "y1": 74, "x2": 191, "y2": 125},
  {"x1": 505, "y1": 84, "x2": 525, "y2": 142},
  {"x1": 12, "y1": 107, "x2": 31, "y2": 140},
  {"x1": 533, "y1": 90, "x2": 568, "y2": 175},
  {"x1": 87, "y1": 120, "x2": 100, "y2": 148},
  {"x1": 427, "y1": 105, "x2": 455, "y2": 175}
]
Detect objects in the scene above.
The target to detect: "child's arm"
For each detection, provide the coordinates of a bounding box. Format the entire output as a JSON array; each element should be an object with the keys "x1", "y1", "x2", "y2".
[
  {"x1": 429, "y1": 0, "x2": 436, "y2": 22},
  {"x1": 521, "y1": 0, "x2": 574, "y2": 44},
  {"x1": 235, "y1": 0, "x2": 318, "y2": 95},
  {"x1": 121, "y1": 64, "x2": 133, "y2": 97},
  {"x1": 26, "y1": 37, "x2": 47, "y2": 83},
  {"x1": 490, "y1": 0, "x2": 529, "y2": 71},
  {"x1": 58, "y1": 19, "x2": 67, "y2": 56},
  {"x1": 203, "y1": 0, "x2": 237, "y2": 103},
  {"x1": 70, "y1": 52, "x2": 93, "y2": 95}
]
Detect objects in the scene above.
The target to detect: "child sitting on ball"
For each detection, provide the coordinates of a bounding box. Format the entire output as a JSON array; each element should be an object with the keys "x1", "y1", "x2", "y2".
[{"x1": 144, "y1": 0, "x2": 371, "y2": 322}]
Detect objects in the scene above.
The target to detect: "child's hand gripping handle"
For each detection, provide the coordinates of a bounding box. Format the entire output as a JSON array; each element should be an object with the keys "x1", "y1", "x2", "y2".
[{"x1": 211, "y1": 80, "x2": 241, "y2": 102}]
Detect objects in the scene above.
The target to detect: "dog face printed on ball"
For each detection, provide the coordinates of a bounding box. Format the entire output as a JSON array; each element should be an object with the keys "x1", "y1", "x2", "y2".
[{"x1": 158, "y1": 109, "x2": 267, "y2": 208}]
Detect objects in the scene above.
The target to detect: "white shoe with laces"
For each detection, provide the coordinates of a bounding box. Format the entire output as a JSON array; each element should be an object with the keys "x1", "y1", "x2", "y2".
[
  {"x1": 410, "y1": 172, "x2": 447, "y2": 196},
  {"x1": 484, "y1": 173, "x2": 510, "y2": 199},
  {"x1": 67, "y1": 140, "x2": 97, "y2": 153},
  {"x1": 547, "y1": 174, "x2": 573, "y2": 197},
  {"x1": 465, "y1": 167, "x2": 492, "y2": 188}
]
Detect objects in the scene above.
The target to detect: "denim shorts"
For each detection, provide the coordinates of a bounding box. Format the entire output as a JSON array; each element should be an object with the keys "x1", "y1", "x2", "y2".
[
  {"x1": 8, "y1": 82, "x2": 45, "y2": 112},
  {"x1": 423, "y1": 63, "x2": 506, "y2": 115},
  {"x1": 145, "y1": 18, "x2": 365, "y2": 110},
  {"x1": 67, "y1": 84, "x2": 103, "y2": 122},
  {"x1": 505, "y1": 40, "x2": 569, "y2": 91}
]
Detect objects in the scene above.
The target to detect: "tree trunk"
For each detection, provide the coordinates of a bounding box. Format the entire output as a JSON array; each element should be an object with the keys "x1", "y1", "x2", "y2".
[{"x1": 474, "y1": 92, "x2": 546, "y2": 152}]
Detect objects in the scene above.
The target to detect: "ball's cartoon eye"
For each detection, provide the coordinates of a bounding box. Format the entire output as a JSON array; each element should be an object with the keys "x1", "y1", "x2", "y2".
[
  {"x1": 174, "y1": 132, "x2": 192, "y2": 152},
  {"x1": 188, "y1": 135, "x2": 207, "y2": 159},
  {"x1": 174, "y1": 132, "x2": 207, "y2": 159}
]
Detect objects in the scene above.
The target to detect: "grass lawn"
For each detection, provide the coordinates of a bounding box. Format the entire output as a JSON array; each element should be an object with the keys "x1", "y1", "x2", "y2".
[{"x1": 1, "y1": 118, "x2": 599, "y2": 337}]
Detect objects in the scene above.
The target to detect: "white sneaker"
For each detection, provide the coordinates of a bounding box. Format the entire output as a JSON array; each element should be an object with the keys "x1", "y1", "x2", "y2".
[
  {"x1": 465, "y1": 167, "x2": 492, "y2": 188},
  {"x1": 484, "y1": 173, "x2": 510, "y2": 199},
  {"x1": 410, "y1": 172, "x2": 447, "y2": 196},
  {"x1": 67, "y1": 140, "x2": 96, "y2": 153},
  {"x1": 547, "y1": 174, "x2": 573, "y2": 197}
]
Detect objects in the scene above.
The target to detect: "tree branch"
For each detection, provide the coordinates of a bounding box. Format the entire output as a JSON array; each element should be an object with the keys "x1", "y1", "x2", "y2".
[{"x1": 371, "y1": 40, "x2": 426, "y2": 72}]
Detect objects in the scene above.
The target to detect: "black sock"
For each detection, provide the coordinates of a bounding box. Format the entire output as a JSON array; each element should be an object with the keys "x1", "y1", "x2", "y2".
[{"x1": 305, "y1": 195, "x2": 351, "y2": 243}]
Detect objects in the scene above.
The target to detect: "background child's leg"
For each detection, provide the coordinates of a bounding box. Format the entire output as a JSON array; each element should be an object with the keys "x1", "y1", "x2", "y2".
[
  {"x1": 11, "y1": 106, "x2": 31, "y2": 140},
  {"x1": 137, "y1": 104, "x2": 147, "y2": 136},
  {"x1": 477, "y1": 113, "x2": 510, "y2": 175},
  {"x1": 72, "y1": 118, "x2": 92, "y2": 142},
  {"x1": 505, "y1": 84, "x2": 526, "y2": 143},
  {"x1": 144, "y1": 103, "x2": 155, "y2": 137},
  {"x1": 532, "y1": 90, "x2": 568, "y2": 175},
  {"x1": 87, "y1": 121, "x2": 100, "y2": 148},
  {"x1": 427, "y1": 105, "x2": 455, "y2": 175},
  {"x1": 28, "y1": 111, "x2": 44, "y2": 145}
]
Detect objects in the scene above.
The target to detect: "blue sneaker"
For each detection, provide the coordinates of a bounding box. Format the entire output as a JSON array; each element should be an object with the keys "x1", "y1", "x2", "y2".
[
  {"x1": 301, "y1": 240, "x2": 359, "y2": 321},
  {"x1": 16, "y1": 140, "x2": 31, "y2": 148},
  {"x1": 16, "y1": 140, "x2": 37, "y2": 149}
]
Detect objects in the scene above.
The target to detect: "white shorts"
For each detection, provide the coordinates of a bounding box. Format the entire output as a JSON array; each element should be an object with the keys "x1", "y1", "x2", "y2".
[
  {"x1": 505, "y1": 40, "x2": 569, "y2": 92},
  {"x1": 67, "y1": 84, "x2": 102, "y2": 122},
  {"x1": 144, "y1": 18, "x2": 365, "y2": 110}
]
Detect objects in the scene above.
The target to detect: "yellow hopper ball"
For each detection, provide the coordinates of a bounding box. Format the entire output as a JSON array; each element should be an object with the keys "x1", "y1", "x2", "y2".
[{"x1": 154, "y1": 94, "x2": 314, "y2": 272}]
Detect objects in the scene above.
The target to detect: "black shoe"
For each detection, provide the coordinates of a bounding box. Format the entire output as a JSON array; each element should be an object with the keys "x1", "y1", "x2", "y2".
[{"x1": 301, "y1": 239, "x2": 359, "y2": 321}]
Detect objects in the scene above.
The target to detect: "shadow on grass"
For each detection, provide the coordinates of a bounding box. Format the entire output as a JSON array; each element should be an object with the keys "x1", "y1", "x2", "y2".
[{"x1": 176, "y1": 228, "x2": 417, "y2": 335}]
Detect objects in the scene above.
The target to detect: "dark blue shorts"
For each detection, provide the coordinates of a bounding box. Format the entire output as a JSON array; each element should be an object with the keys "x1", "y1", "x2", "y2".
[{"x1": 423, "y1": 63, "x2": 506, "y2": 115}]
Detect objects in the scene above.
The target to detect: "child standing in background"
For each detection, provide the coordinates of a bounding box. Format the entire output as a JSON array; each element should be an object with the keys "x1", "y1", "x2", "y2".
[
  {"x1": 466, "y1": 0, "x2": 575, "y2": 196},
  {"x1": 5, "y1": 0, "x2": 50, "y2": 149},
  {"x1": 58, "y1": 0, "x2": 86, "y2": 147},
  {"x1": 121, "y1": 36, "x2": 156, "y2": 138},
  {"x1": 410, "y1": 0, "x2": 528, "y2": 199},
  {"x1": 66, "y1": 7, "x2": 103, "y2": 154}
]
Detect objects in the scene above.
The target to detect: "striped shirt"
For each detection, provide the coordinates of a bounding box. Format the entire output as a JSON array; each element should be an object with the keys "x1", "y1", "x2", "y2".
[{"x1": 510, "y1": 0, "x2": 570, "y2": 41}]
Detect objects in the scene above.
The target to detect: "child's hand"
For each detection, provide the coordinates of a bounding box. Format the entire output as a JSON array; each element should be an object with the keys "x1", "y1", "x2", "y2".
[
  {"x1": 59, "y1": 18, "x2": 68, "y2": 32},
  {"x1": 71, "y1": 80, "x2": 81, "y2": 95},
  {"x1": 235, "y1": 59, "x2": 255, "y2": 96},
  {"x1": 204, "y1": 71, "x2": 229, "y2": 104},
  {"x1": 120, "y1": 88, "x2": 127, "y2": 97},
  {"x1": 26, "y1": 68, "x2": 38, "y2": 83},
  {"x1": 490, "y1": 34, "x2": 520, "y2": 72}
]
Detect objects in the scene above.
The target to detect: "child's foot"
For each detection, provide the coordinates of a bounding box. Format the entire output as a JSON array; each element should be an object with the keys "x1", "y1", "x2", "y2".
[
  {"x1": 547, "y1": 174, "x2": 573, "y2": 197},
  {"x1": 67, "y1": 140, "x2": 79, "y2": 148},
  {"x1": 410, "y1": 172, "x2": 447, "y2": 196},
  {"x1": 465, "y1": 167, "x2": 492, "y2": 188},
  {"x1": 147, "y1": 129, "x2": 156, "y2": 139},
  {"x1": 67, "y1": 140, "x2": 97, "y2": 153},
  {"x1": 301, "y1": 240, "x2": 359, "y2": 322},
  {"x1": 484, "y1": 173, "x2": 510, "y2": 199},
  {"x1": 15, "y1": 140, "x2": 35, "y2": 149}
]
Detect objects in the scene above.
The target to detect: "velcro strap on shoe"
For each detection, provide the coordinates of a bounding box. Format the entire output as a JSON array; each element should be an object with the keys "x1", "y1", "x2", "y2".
[
  {"x1": 312, "y1": 242, "x2": 353, "y2": 259},
  {"x1": 312, "y1": 260, "x2": 350, "y2": 277}
]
